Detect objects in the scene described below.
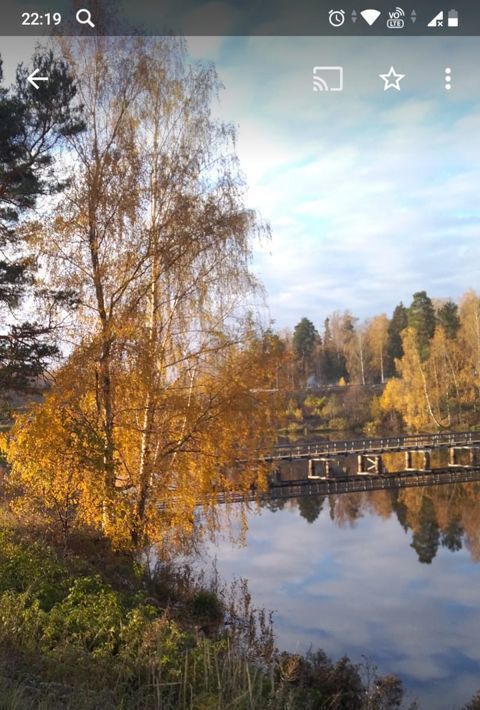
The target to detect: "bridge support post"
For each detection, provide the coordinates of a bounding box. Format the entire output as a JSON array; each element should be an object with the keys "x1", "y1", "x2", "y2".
[
  {"x1": 422, "y1": 450, "x2": 431, "y2": 471},
  {"x1": 308, "y1": 458, "x2": 331, "y2": 479},
  {"x1": 469, "y1": 447, "x2": 480, "y2": 466},
  {"x1": 357, "y1": 454, "x2": 383, "y2": 475},
  {"x1": 449, "y1": 447, "x2": 462, "y2": 467},
  {"x1": 271, "y1": 467, "x2": 281, "y2": 483}
]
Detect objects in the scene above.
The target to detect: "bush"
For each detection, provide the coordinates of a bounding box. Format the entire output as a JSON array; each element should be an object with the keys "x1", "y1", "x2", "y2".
[
  {"x1": 0, "y1": 530, "x2": 423, "y2": 709},
  {"x1": 0, "y1": 531, "x2": 69, "y2": 610},
  {"x1": 192, "y1": 589, "x2": 224, "y2": 626},
  {"x1": 328, "y1": 417, "x2": 349, "y2": 430},
  {"x1": 303, "y1": 395, "x2": 326, "y2": 412},
  {"x1": 286, "y1": 399, "x2": 303, "y2": 421},
  {"x1": 43, "y1": 576, "x2": 128, "y2": 655}
]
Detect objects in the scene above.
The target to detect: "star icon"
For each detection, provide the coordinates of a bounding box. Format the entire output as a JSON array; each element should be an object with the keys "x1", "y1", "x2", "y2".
[{"x1": 379, "y1": 66, "x2": 405, "y2": 91}]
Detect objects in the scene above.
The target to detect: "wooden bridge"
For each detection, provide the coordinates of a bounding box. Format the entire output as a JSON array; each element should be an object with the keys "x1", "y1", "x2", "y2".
[
  {"x1": 253, "y1": 430, "x2": 480, "y2": 477},
  {"x1": 213, "y1": 468, "x2": 480, "y2": 506},
  {"x1": 269, "y1": 430, "x2": 480, "y2": 461},
  {"x1": 160, "y1": 432, "x2": 480, "y2": 509},
  {"x1": 161, "y1": 467, "x2": 480, "y2": 511}
]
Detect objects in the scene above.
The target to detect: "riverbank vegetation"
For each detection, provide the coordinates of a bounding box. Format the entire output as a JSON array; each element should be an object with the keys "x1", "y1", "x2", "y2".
[{"x1": 0, "y1": 522, "x2": 422, "y2": 709}]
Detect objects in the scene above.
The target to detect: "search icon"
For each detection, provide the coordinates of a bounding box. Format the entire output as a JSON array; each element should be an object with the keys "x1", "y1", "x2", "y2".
[{"x1": 76, "y1": 8, "x2": 95, "y2": 28}]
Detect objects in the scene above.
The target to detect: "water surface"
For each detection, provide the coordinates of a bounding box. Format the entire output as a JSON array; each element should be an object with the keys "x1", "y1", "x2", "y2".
[{"x1": 202, "y1": 482, "x2": 480, "y2": 709}]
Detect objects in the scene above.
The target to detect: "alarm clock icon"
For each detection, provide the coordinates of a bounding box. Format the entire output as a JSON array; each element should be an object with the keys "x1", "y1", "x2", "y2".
[{"x1": 329, "y1": 10, "x2": 346, "y2": 27}]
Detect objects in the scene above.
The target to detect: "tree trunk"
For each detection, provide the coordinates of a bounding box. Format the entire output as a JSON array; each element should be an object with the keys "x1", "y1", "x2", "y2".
[
  {"x1": 88, "y1": 217, "x2": 116, "y2": 524},
  {"x1": 358, "y1": 334, "x2": 366, "y2": 385},
  {"x1": 133, "y1": 248, "x2": 158, "y2": 547},
  {"x1": 133, "y1": 116, "x2": 161, "y2": 547}
]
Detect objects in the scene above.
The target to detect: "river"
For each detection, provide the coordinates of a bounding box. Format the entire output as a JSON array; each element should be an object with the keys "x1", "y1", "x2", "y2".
[{"x1": 200, "y1": 479, "x2": 480, "y2": 709}]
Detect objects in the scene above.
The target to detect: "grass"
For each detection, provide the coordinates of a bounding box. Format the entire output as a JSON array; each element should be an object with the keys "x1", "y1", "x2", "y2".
[
  {"x1": 0, "y1": 526, "x2": 471, "y2": 709},
  {"x1": 0, "y1": 529, "x2": 278, "y2": 708}
]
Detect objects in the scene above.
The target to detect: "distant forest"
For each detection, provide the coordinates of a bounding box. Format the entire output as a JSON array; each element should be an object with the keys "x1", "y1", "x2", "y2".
[{"x1": 263, "y1": 290, "x2": 480, "y2": 432}]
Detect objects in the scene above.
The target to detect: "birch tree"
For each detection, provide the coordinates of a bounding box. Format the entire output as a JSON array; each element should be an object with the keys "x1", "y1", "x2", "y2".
[
  {"x1": 367, "y1": 314, "x2": 389, "y2": 384},
  {"x1": 11, "y1": 37, "x2": 278, "y2": 551}
]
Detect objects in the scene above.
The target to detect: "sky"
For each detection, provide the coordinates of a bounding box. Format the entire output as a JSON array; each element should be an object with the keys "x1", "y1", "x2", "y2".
[
  {"x1": 3, "y1": 32, "x2": 480, "y2": 330},
  {"x1": 188, "y1": 36, "x2": 480, "y2": 330}
]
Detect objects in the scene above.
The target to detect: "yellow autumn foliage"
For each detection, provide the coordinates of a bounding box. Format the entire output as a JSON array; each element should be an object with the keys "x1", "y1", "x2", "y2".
[
  {"x1": 5, "y1": 332, "x2": 284, "y2": 552},
  {"x1": 6, "y1": 389, "x2": 104, "y2": 543},
  {"x1": 378, "y1": 320, "x2": 475, "y2": 431}
]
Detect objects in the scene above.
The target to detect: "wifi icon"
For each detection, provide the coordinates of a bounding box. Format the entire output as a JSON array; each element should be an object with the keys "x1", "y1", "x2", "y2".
[{"x1": 361, "y1": 8, "x2": 381, "y2": 25}]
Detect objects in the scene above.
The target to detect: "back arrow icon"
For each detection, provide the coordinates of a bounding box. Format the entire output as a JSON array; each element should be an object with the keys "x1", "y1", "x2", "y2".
[{"x1": 27, "y1": 68, "x2": 49, "y2": 90}]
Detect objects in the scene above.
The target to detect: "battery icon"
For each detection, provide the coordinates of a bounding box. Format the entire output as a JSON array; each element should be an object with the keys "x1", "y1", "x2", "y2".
[{"x1": 448, "y1": 9, "x2": 459, "y2": 27}]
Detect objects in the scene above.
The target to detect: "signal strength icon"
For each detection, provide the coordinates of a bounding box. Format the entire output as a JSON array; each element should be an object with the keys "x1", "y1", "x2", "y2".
[
  {"x1": 428, "y1": 10, "x2": 444, "y2": 27},
  {"x1": 361, "y1": 8, "x2": 381, "y2": 25},
  {"x1": 427, "y1": 9, "x2": 459, "y2": 27}
]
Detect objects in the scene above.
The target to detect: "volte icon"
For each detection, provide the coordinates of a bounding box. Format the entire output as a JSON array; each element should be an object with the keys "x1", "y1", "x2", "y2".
[{"x1": 360, "y1": 8, "x2": 381, "y2": 25}]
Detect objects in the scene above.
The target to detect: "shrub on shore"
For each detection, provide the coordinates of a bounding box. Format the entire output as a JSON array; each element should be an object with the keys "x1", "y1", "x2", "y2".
[{"x1": 0, "y1": 528, "x2": 460, "y2": 709}]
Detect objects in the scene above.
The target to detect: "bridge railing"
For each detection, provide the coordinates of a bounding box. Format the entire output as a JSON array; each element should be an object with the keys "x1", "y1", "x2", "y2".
[
  {"x1": 191, "y1": 467, "x2": 480, "y2": 508},
  {"x1": 263, "y1": 468, "x2": 480, "y2": 500},
  {"x1": 268, "y1": 430, "x2": 480, "y2": 460}
]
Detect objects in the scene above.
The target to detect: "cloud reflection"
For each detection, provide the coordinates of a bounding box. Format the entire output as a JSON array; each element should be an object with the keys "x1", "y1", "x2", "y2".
[{"x1": 201, "y1": 486, "x2": 480, "y2": 709}]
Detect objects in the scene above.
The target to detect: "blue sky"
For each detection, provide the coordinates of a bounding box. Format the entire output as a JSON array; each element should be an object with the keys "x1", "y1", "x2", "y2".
[
  {"x1": 3, "y1": 33, "x2": 480, "y2": 330},
  {"x1": 189, "y1": 36, "x2": 480, "y2": 329}
]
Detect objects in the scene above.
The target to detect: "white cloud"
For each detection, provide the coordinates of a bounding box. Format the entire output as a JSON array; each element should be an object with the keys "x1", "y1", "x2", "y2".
[{"x1": 188, "y1": 37, "x2": 480, "y2": 328}]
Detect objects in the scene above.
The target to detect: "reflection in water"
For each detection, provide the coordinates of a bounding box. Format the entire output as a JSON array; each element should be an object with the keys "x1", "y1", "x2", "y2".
[
  {"x1": 202, "y1": 482, "x2": 480, "y2": 709},
  {"x1": 411, "y1": 497, "x2": 439, "y2": 564},
  {"x1": 271, "y1": 481, "x2": 480, "y2": 565},
  {"x1": 296, "y1": 494, "x2": 325, "y2": 524}
]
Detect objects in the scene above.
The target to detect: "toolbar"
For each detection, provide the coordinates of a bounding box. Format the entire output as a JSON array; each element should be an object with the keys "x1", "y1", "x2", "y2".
[{"x1": 4, "y1": 1, "x2": 480, "y2": 36}]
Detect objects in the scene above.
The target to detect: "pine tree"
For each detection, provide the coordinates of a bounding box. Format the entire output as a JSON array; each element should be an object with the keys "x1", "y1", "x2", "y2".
[
  {"x1": 293, "y1": 318, "x2": 318, "y2": 360},
  {"x1": 323, "y1": 317, "x2": 332, "y2": 346},
  {"x1": 297, "y1": 495, "x2": 325, "y2": 523},
  {"x1": 0, "y1": 49, "x2": 83, "y2": 394},
  {"x1": 437, "y1": 300, "x2": 460, "y2": 339},
  {"x1": 440, "y1": 518, "x2": 463, "y2": 552},
  {"x1": 410, "y1": 496, "x2": 440, "y2": 564},
  {"x1": 408, "y1": 291, "x2": 436, "y2": 360},
  {"x1": 387, "y1": 302, "x2": 408, "y2": 373},
  {"x1": 293, "y1": 317, "x2": 319, "y2": 379},
  {"x1": 321, "y1": 317, "x2": 345, "y2": 383}
]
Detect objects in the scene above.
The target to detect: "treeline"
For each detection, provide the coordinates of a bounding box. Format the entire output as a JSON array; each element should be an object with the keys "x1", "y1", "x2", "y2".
[
  {"x1": 273, "y1": 290, "x2": 460, "y2": 388},
  {"x1": 268, "y1": 290, "x2": 480, "y2": 432},
  {"x1": 379, "y1": 290, "x2": 480, "y2": 430}
]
